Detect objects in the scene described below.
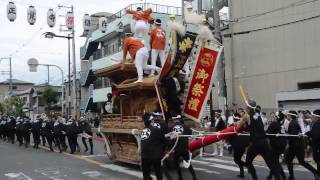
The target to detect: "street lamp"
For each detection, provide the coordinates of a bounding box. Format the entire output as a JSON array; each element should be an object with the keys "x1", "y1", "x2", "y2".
[
  {"x1": 43, "y1": 32, "x2": 72, "y2": 117},
  {"x1": 27, "y1": 58, "x2": 65, "y2": 116}
]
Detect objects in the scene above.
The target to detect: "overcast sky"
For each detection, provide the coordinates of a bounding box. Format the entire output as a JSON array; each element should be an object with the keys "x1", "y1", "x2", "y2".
[{"x1": 0, "y1": 0, "x2": 181, "y2": 85}]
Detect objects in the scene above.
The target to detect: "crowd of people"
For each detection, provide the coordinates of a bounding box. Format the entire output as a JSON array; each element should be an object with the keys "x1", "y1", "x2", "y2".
[
  {"x1": 199, "y1": 103, "x2": 320, "y2": 180},
  {"x1": 0, "y1": 114, "x2": 97, "y2": 155}
]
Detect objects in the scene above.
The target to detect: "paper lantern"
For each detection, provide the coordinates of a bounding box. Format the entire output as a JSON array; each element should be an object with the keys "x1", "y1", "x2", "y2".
[
  {"x1": 65, "y1": 11, "x2": 74, "y2": 30},
  {"x1": 27, "y1": 5, "x2": 36, "y2": 25},
  {"x1": 99, "y1": 17, "x2": 107, "y2": 33},
  {"x1": 47, "y1": 9, "x2": 56, "y2": 28},
  {"x1": 83, "y1": 14, "x2": 91, "y2": 32},
  {"x1": 7, "y1": 1, "x2": 16, "y2": 22}
]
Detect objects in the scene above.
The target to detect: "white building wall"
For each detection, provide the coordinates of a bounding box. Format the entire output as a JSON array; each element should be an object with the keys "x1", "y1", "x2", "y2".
[{"x1": 225, "y1": 0, "x2": 320, "y2": 111}]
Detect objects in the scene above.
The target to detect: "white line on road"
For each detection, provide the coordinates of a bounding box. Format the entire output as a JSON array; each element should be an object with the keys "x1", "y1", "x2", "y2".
[
  {"x1": 100, "y1": 164, "x2": 142, "y2": 179},
  {"x1": 34, "y1": 167, "x2": 75, "y2": 180},
  {"x1": 82, "y1": 171, "x2": 107, "y2": 180},
  {"x1": 193, "y1": 167, "x2": 221, "y2": 174},
  {"x1": 4, "y1": 172, "x2": 33, "y2": 180},
  {"x1": 81, "y1": 154, "x2": 106, "y2": 158}
]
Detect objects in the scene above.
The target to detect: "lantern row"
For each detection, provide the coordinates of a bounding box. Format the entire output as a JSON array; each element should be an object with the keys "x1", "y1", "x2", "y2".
[
  {"x1": 6, "y1": 1, "x2": 109, "y2": 33},
  {"x1": 7, "y1": 1, "x2": 74, "y2": 30}
]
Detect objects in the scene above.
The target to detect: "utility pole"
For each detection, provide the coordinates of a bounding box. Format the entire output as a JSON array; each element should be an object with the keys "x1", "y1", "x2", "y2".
[
  {"x1": 68, "y1": 34, "x2": 71, "y2": 118},
  {"x1": 213, "y1": 0, "x2": 227, "y2": 112},
  {"x1": 71, "y1": 6, "x2": 78, "y2": 120},
  {"x1": 0, "y1": 57, "x2": 13, "y2": 96},
  {"x1": 58, "y1": 4, "x2": 78, "y2": 120}
]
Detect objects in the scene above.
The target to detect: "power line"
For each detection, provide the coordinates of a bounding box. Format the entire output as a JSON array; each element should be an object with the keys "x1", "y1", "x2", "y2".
[
  {"x1": 234, "y1": 0, "x2": 319, "y2": 23},
  {"x1": 6, "y1": 0, "x2": 74, "y2": 57},
  {"x1": 225, "y1": 13, "x2": 320, "y2": 36}
]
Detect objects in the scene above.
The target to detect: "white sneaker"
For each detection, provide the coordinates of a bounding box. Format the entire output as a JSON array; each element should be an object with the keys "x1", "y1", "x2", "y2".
[
  {"x1": 148, "y1": 73, "x2": 155, "y2": 77},
  {"x1": 219, "y1": 153, "x2": 223, "y2": 157},
  {"x1": 134, "y1": 79, "x2": 143, "y2": 83},
  {"x1": 212, "y1": 152, "x2": 217, "y2": 156}
]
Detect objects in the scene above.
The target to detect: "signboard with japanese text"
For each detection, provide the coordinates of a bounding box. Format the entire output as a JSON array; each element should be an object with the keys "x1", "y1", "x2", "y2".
[
  {"x1": 156, "y1": 31, "x2": 197, "y2": 121},
  {"x1": 163, "y1": 32, "x2": 197, "y2": 80},
  {"x1": 183, "y1": 43, "x2": 223, "y2": 122}
]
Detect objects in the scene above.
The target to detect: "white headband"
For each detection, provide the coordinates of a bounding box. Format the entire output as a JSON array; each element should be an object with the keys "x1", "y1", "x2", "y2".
[
  {"x1": 312, "y1": 113, "x2": 320, "y2": 118},
  {"x1": 245, "y1": 101, "x2": 256, "y2": 109},
  {"x1": 287, "y1": 112, "x2": 298, "y2": 117},
  {"x1": 233, "y1": 115, "x2": 240, "y2": 120}
]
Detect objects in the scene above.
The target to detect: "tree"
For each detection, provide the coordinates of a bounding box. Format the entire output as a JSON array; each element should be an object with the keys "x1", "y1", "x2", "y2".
[
  {"x1": 42, "y1": 86, "x2": 60, "y2": 115},
  {"x1": 1, "y1": 97, "x2": 24, "y2": 117}
]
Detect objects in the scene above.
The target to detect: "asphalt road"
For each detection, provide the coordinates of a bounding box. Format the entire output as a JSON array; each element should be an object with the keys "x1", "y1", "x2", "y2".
[{"x1": 0, "y1": 138, "x2": 316, "y2": 180}]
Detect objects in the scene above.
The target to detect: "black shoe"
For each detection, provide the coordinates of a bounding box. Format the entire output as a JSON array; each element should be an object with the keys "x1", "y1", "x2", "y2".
[
  {"x1": 50, "y1": 147, "x2": 54, "y2": 152},
  {"x1": 287, "y1": 176, "x2": 294, "y2": 180},
  {"x1": 314, "y1": 174, "x2": 319, "y2": 180},
  {"x1": 84, "y1": 148, "x2": 88, "y2": 152},
  {"x1": 90, "y1": 150, "x2": 93, "y2": 155},
  {"x1": 237, "y1": 174, "x2": 245, "y2": 178},
  {"x1": 266, "y1": 175, "x2": 272, "y2": 180}
]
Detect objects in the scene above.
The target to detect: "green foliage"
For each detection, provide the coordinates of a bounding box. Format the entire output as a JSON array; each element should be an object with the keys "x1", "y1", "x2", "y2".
[
  {"x1": 42, "y1": 86, "x2": 60, "y2": 114},
  {"x1": 0, "y1": 97, "x2": 24, "y2": 117}
]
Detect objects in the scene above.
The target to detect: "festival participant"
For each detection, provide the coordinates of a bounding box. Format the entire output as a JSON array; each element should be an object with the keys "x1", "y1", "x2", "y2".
[
  {"x1": 266, "y1": 113, "x2": 287, "y2": 180},
  {"x1": 126, "y1": 7, "x2": 153, "y2": 38},
  {"x1": 286, "y1": 110, "x2": 319, "y2": 180},
  {"x1": 236, "y1": 100, "x2": 282, "y2": 180},
  {"x1": 227, "y1": 112, "x2": 250, "y2": 178},
  {"x1": 149, "y1": 18, "x2": 166, "y2": 76},
  {"x1": 170, "y1": 115, "x2": 197, "y2": 180},
  {"x1": 140, "y1": 113, "x2": 165, "y2": 180},
  {"x1": 122, "y1": 32, "x2": 160, "y2": 83},
  {"x1": 306, "y1": 109, "x2": 320, "y2": 174}
]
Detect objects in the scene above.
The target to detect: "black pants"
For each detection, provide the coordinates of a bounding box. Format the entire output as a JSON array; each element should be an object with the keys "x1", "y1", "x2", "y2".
[
  {"x1": 23, "y1": 132, "x2": 30, "y2": 147},
  {"x1": 287, "y1": 145, "x2": 318, "y2": 178},
  {"x1": 268, "y1": 149, "x2": 286, "y2": 180},
  {"x1": 173, "y1": 151, "x2": 197, "y2": 180},
  {"x1": 16, "y1": 130, "x2": 23, "y2": 145},
  {"x1": 233, "y1": 146, "x2": 246, "y2": 176},
  {"x1": 141, "y1": 158, "x2": 163, "y2": 180},
  {"x1": 82, "y1": 137, "x2": 93, "y2": 153},
  {"x1": 54, "y1": 134, "x2": 66, "y2": 152},
  {"x1": 246, "y1": 139, "x2": 281, "y2": 180},
  {"x1": 45, "y1": 134, "x2": 54, "y2": 150},
  {"x1": 7, "y1": 129, "x2": 15, "y2": 144},
  {"x1": 33, "y1": 131, "x2": 40, "y2": 148},
  {"x1": 313, "y1": 146, "x2": 320, "y2": 174},
  {"x1": 41, "y1": 135, "x2": 46, "y2": 146},
  {"x1": 67, "y1": 134, "x2": 77, "y2": 153}
]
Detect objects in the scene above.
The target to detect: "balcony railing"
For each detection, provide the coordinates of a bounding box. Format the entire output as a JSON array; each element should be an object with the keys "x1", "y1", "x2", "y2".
[{"x1": 108, "y1": 3, "x2": 181, "y2": 24}]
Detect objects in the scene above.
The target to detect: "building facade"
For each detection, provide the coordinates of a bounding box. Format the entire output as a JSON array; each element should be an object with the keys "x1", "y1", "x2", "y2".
[
  {"x1": 0, "y1": 79, "x2": 34, "y2": 102},
  {"x1": 14, "y1": 85, "x2": 62, "y2": 120},
  {"x1": 224, "y1": 0, "x2": 320, "y2": 112}
]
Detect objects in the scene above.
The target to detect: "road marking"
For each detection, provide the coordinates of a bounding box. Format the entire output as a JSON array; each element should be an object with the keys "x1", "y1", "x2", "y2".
[
  {"x1": 100, "y1": 164, "x2": 142, "y2": 179},
  {"x1": 4, "y1": 172, "x2": 33, "y2": 180},
  {"x1": 82, "y1": 171, "x2": 107, "y2": 180},
  {"x1": 34, "y1": 167, "x2": 74, "y2": 180},
  {"x1": 192, "y1": 159, "x2": 240, "y2": 172},
  {"x1": 193, "y1": 167, "x2": 221, "y2": 174},
  {"x1": 81, "y1": 154, "x2": 106, "y2": 158}
]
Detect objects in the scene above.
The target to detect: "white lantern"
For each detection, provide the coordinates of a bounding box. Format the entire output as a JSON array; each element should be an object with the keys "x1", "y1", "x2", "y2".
[
  {"x1": 83, "y1": 14, "x2": 91, "y2": 32},
  {"x1": 7, "y1": 1, "x2": 16, "y2": 22},
  {"x1": 27, "y1": 5, "x2": 36, "y2": 25},
  {"x1": 99, "y1": 17, "x2": 107, "y2": 33},
  {"x1": 65, "y1": 11, "x2": 74, "y2": 30},
  {"x1": 47, "y1": 9, "x2": 56, "y2": 28}
]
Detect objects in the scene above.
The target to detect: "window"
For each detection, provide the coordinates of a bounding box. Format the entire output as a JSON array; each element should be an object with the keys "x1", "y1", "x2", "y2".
[
  {"x1": 298, "y1": 81, "x2": 320, "y2": 90},
  {"x1": 12, "y1": 86, "x2": 17, "y2": 90}
]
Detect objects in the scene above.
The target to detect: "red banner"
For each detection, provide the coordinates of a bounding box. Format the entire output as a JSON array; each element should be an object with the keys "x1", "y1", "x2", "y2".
[{"x1": 183, "y1": 44, "x2": 223, "y2": 122}]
